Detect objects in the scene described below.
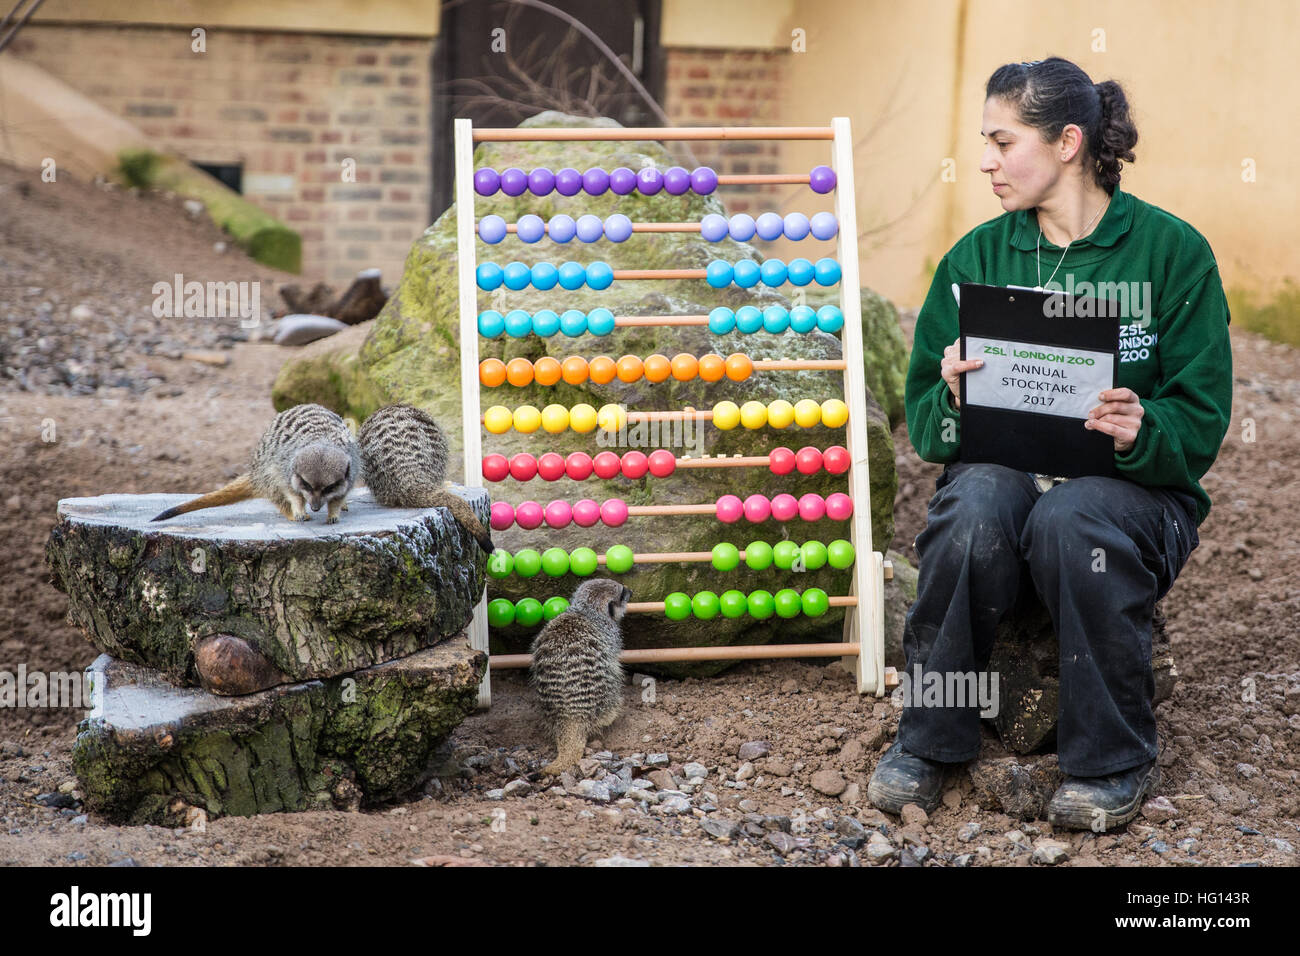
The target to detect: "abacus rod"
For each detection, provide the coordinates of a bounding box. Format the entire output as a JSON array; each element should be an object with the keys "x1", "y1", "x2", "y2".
[
  {"x1": 589, "y1": 549, "x2": 856, "y2": 563},
  {"x1": 472, "y1": 126, "x2": 834, "y2": 142},
  {"x1": 489, "y1": 642, "x2": 859, "y2": 670},
  {"x1": 717, "y1": 174, "x2": 814, "y2": 185}
]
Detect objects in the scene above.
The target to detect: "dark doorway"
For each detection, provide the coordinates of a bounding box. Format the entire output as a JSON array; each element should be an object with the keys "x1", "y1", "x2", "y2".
[{"x1": 430, "y1": 0, "x2": 664, "y2": 218}]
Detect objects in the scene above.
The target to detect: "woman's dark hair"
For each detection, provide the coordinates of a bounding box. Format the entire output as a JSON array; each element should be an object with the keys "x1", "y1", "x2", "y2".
[{"x1": 985, "y1": 56, "x2": 1138, "y2": 193}]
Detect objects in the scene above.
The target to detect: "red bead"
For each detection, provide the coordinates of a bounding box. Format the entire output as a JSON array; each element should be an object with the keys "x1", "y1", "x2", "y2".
[
  {"x1": 795, "y1": 446, "x2": 824, "y2": 475},
  {"x1": 648, "y1": 449, "x2": 676, "y2": 477},
  {"x1": 769, "y1": 447, "x2": 796, "y2": 475},
  {"x1": 572, "y1": 499, "x2": 601, "y2": 527},
  {"x1": 621, "y1": 451, "x2": 648, "y2": 479},
  {"x1": 822, "y1": 445, "x2": 850, "y2": 475},
  {"x1": 515, "y1": 501, "x2": 544, "y2": 529},
  {"x1": 565, "y1": 452, "x2": 594, "y2": 480},
  {"x1": 482, "y1": 454, "x2": 509, "y2": 482},
  {"x1": 593, "y1": 451, "x2": 622, "y2": 479},
  {"x1": 509, "y1": 453, "x2": 538, "y2": 481},
  {"x1": 537, "y1": 452, "x2": 566, "y2": 481}
]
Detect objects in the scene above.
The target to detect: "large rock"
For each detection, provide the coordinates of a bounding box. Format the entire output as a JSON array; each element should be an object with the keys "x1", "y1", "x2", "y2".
[
  {"x1": 73, "y1": 642, "x2": 485, "y2": 822},
  {"x1": 45, "y1": 487, "x2": 489, "y2": 690}
]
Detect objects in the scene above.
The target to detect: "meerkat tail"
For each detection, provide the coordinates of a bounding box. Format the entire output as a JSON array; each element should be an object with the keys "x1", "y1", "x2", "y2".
[
  {"x1": 542, "y1": 721, "x2": 588, "y2": 776},
  {"x1": 425, "y1": 489, "x2": 495, "y2": 554},
  {"x1": 151, "y1": 474, "x2": 257, "y2": 521}
]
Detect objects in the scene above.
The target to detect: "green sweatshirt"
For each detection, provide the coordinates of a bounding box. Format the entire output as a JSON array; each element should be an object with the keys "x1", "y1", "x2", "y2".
[{"x1": 905, "y1": 185, "x2": 1233, "y2": 526}]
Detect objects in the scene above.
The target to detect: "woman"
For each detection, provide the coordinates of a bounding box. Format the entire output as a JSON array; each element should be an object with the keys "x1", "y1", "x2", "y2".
[{"x1": 867, "y1": 57, "x2": 1233, "y2": 831}]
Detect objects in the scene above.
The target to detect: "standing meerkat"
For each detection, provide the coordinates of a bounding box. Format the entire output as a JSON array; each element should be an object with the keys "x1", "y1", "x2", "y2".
[
  {"x1": 152, "y1": 403, "x2": 361, "y2": 524},
  {"x1": 529, "y1": 578, "x2": 631, "y2": 775},
  {"x1": 357, "y1": 403, "x2": 494, "y2": 553}
]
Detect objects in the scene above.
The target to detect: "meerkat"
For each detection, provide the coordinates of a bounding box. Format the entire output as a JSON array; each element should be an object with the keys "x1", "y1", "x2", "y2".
[
  {"x1": 529, "y1": 578, "x2": 631, "y2": 775},
  {"x1": 357, "y1": 403, "x2": 494, "y2": 553},
  {"x1": 151, "y1": 403, "x2": 361, "y2": 524}
]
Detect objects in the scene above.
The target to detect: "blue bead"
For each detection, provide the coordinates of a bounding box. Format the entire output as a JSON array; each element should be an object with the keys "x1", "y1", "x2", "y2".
[
  {"x1": 728, "y1": 214, "x2": 756, "y2": 241},
  {"x1": 759, "y1": 258, "x2": 788, "y2": 287},
  {"x1": 516, "y1": 214, "x2": 546, "y2": 243},
  {"x1": 705, "y1": 260, "x2": 734, "y2": 289},
  {"x1": 478, "y1": 214, "x2": 508, "y2": 244},
  {"x1": 783, "y1": 212, "x2": 811, "y2": 240},
  {"x1": 786, "y1": 257, "x2": 815, "y2": 286},
  {"x1": 732, "y1": 260, "x2": 760, "y2": 288},
  {"x1": 816, "y1": 305, "x2": 844, "y2": 333},
  {"x1": 814, "y1": 258, "x2": 842, "y2": 286},
  {"x1": 700, "y1": 214, "x2": 729, "y2": 242},
  {"x1": 505, "y1": 309, "x2": 533, "y2": 337},
  {"x1": 547, "y1": 214, "x2": 576, "y2": 243},
  {"x1": 477, "y1": 309, "x2": 506, "y2": 338},
  {"x1": 532, "y1": 309, "x2": 560, "y2": 337},
  {"x1": 558, "y1": 261, "x2": 587, "y2": 291},
  {"x1": 810, "y1": 211, "x2": 839, "y2": 240},
  {"x1": 530, "y1": 261, "x2": 559, "y2": 291},
  {"x1": 604, "y1": 214, "x2": 633, "y2": 243},
  {"x1": 762, "y1": 306, "x2": 790, "y2": 333},
  {"x1": 586, "y1": 261, "x2": 614, "y2": 291},
  {"x1": 502, "y1": 261, "x2": 531, "y2": 291},
  {"x1": 476, "y1": 262, "x2": 503, "y2": 291},
  {"x1": 576, "y1": 214, "x2": 604, "y2": 243},
  {"x1": 735, "y1": 306, "x2": 764, "y2": 333},
  {"x1": 560, "y1": 309, "x2": 588, "y2": 336},
  {"x1": 707, "y1": 307, "x2": 736, "y2": 334},
  {"x1": 755, "y1": 212, "x2": 784, "y2": 241},
  {"x1": 789, "y1": 305, "x2": 817, "y2": 333},
  {"x1": 587, "y1": 307, "x2": 615, "y2": 335}
]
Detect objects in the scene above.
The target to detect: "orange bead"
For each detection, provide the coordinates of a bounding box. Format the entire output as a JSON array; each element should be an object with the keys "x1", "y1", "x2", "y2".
[
  {"x1": 561, "y1": 355, "x2": 589, "y2": 385},
  {"x1": 588, "y1": 355, "x2": 617, "y2": 385},
  {"x1": 643, "y1": 353, "x2": 671, "y2": 383},
  {"x1": 479, "y1": 358, "x2": 507, "y2": 387},
  {"x1": 670, "y1": 352, "x2": 699, "y2": 381},
  {"x1": 616, "y1": 354, "x2": 645, "y2": 383},
  {"x1": 697, "y1": 353, "x2": 725, "y2": 382},
  {"x1": 505, "y1": 357, "x2": 534, "y2": 387},
  {"x1": 725, "y1": 352, "x2": 754, "y2": 381},
  {"x1": 533, "y1": 356, "x2": 562, "y2": 386}
]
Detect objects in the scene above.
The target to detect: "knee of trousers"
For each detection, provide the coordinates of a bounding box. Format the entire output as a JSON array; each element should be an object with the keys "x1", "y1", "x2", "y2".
[
  {"x1": 918, "y1": 464, "x2": 1029, "y2": 572},
  {"x1": 1020, "y1": 483, "x2": 1134, "y2": 584}
]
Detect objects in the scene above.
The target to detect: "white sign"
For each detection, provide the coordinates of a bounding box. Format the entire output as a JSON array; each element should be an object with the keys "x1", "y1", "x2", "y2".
[{"x1": 963, "y1": 335, "x2": 1114, "y2": 420}]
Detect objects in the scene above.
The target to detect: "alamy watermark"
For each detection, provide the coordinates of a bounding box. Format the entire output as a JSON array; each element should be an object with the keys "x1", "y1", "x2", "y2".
[
  {"x1": 595, "y1": 405, "x2": 707, "y2": 457},
  {"x1": 0, "y1": 665, "x2": 98, "y2": 710},
  {"x1": 152, "y1": 273, "x2": 261, "y2": 327},
  {"x1": 1037, "y1": 276, "x2": 1153, "y2": 327},
  {"x1": 892, "y1": 664, "x2": 1001, "y2": 718}
]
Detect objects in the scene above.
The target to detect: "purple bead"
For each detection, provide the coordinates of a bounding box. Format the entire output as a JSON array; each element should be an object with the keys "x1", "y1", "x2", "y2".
[
  {"x1": 554, "y1": 167, "x2": 582, "y2": 196},
  {"x1": 755, "y1": 212, "x2": 784, "y2": 241},
  {"x1": 810, "y1": 211, "x2": 839, "y2": 240},
  {"x1": 783, "y1": 212, "x2": 811, "y2": 240},
  {"x1": 499, "y1": 167, "x2": 528, "y2": 196},
  {"x1": 528, "y1": 167, "x2": 556, "y2": 196},
  {"x1": 609, "y1": 167, "x2": 637, "y2": 195},
  {"x1": 809, "y1": 165, "x2": 837, "y2": 194},
  {"x1": 663, "y1": 166, "x2": 690, "y2": 195},
  {"x1": 636, "y1": 167, "x2": 663, "y2": 195},
  {"x1": 582, "y1": 167, "x2": 610, "y2": 195},
  {"x1": 700, "y1": 214, "x2": 729, "y2": 242},
  {"x1": 473, "y1": 168, "x2": 500, "y2": 196},
  {"x1": 690, "y1": 166, "x2": 718, "y2": 194},
  {"x1": 728, "y1": 214, "x2": 756, "y2": 242},
  {"x1": 576, "y1": 214, "x2": 605, "y2": 243},
  {"x1": 604, "y1": 214, "x2": 633, "y2": 243}
]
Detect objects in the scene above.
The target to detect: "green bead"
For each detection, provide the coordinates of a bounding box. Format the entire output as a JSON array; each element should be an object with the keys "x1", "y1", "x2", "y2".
[
  {"x1": 691, "y1": 590, "x2": 720, "y2": 620},
  {"x1": 486, "y1": 550, "x2": 514, "y2": 578},
  {"x1": 605, "y1": 544, "x2": 635, "y2": 574},
  {"x1": 827, "y1": 538, "x2": 856, "y2": 569},
  {"x1": 773, "y1": 540, "x2": 801, "y2": 570},
  {"x1": 664, "y1": 592, "x2": 692, "y2": 620},
  {"x1": 801, "y1": 540, "x2": 828, "y2": 571},
  {"x1": 515, "y1": 597, "x2": 544, "y2": 627},
  {"x1": 719, "y1": 589, "x2": 748, "y2": 618},
  {"x1": 541, "y1": 547, "x2": 570, "y2": 576},
  {"x1": 487, "y1": 598, "x2": 516, "y2": 628},
  {"x1": 514, "y1": 548, "x2": 542, "y2": 578},
  {"x1": 801, "y1": 587, "x2": 830, "y2": 617},
  {"x1": 542, "y1": 596, "x2": 569, "y2": 619},
  {"x1": 747, "y1": 589, "x2": 775, "y2": 619},
  {"x1": 570, "y1": 547, "x2": 598, "y2": 576},
  {"x1": 744, "y1": 540, "x2": 773, "y2": 570},
  {"x1": 711, "y1": 542, "x2": 740, "y2": 571},
  {"x1": 774, "y1": 588, "x2": 802, "y2": 618}
]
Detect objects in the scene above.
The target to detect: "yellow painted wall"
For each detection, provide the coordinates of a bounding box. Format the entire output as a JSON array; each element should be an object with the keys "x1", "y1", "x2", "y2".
[
  {"x1": 32, "y1": 0, "x2": 440, "y2": 37},
  {"x1": 662, "y1": 0, "x2": 794, "y2": 49}
]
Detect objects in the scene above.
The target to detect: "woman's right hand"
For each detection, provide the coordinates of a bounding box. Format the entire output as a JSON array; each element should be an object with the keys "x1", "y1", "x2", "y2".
[{"x1": 941, "y1": 337, "x2": 984, "y2": 409}]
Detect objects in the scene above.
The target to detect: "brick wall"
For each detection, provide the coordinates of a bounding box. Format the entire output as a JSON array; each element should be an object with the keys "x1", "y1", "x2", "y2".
[{"x1": 13, "y1": 24, "x2": 432, "y2": 285}]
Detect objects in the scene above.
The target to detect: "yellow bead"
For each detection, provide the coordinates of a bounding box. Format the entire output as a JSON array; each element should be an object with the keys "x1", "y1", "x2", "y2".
[
  {"x1": 794, "y1": 398, "x2": 822, "y2": 427},
  {"x1": 484, "y1": 405, "x2": 513, "y2": 434},
  {"x1": 569, "y1": 403, "x2": 598, "y2": 433},
  {"x1": 821, "y1": 398, "x2": 849, "y2": 428},
  {"x1": 712, "y1": 400, "x2": 741, "y2": 430},
  {"x1": 740, "y1": 400, "x2": 768, "y2": 430},
  {"x1": 513, "y1": 404, "x2": 542, "y2": 433},
  {"x1": 767, "y1": 399, "x2": 795, "y2": 429},
  {"x1": 541, "y1": 404, "x2": 570, "y2": 433},
  {"x1": 597, "y1": 403, "x2": 626, "y2": 432}
]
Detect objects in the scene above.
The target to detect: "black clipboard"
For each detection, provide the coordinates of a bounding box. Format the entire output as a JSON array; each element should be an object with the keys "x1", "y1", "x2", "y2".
[{"x1": 957, "y1": 283, "x2": 1120, "y2": 478}]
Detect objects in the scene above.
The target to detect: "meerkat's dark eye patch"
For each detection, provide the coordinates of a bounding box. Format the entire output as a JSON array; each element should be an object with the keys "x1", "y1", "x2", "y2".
[
  {"x1": 300, "y1": 479, "x2": 315, "y2": 493},
  {"x1": 608, "y1": 600, "x2": 616, "y2": 617}
]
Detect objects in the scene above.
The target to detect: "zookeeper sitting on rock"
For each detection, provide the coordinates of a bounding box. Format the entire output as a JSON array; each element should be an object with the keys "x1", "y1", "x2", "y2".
[{"x1": 867, "y1": 56, "x2": 1233, "y2": 831}]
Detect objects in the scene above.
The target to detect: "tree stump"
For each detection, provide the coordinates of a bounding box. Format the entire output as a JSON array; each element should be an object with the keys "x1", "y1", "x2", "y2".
[{"x1": 45, "y1": 486, "x2": 489, "y2": 693}]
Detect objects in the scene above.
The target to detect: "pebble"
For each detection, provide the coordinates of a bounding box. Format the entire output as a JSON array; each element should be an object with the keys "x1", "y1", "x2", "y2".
[
  {"x1": 1267, "y1": 838, "x2": 1295, "y2": 854},
  {"x1": 900, "y1": 804, "x2": 929, "y2": 826},
  {"x1": 108, "y1": 857, "x2": 139, "y2": 867},
  {"x1": 571, "y1": 781, "x2": 611, "y2": 803},
  {"x1": 810, "y1": 769, "x2": 847, "y2": 797},
  {"x1": 735, "y1": 762, "x2": 755, "y2": 781},
  {"x1": 1140, "y1": 795, "x2": 1179, "y2": 822},
  {"x1": 765, "y1": 760, "x2": 791, "y2": 777},
  {"x1": 645, "y1": 753, "x2": 670, "y2": 767},
  {"x1": 502, "y1": 779, "x2": 531, "y2": 798},
  {"x1": 957, "y1": 822, "x2": 981, "y2": 843},
  {"x1": 1176, "y1": 838, "x2": 1201, "y2": 854},
  {"x1": 865, "y1": 842, "x2": 897, "y2": 863},
  {"x1": 699, "y1": 819, "x2": 741, "y2": 840},
  {"x1": 839, "y1": 782, "x2": 861, "y2": 805},
  {"x1": 657, "y1": 796, "x2": 691, "y2": 815},
  {"x1": 1031, "y1": 841, "x2": 1070, "y2": 865},
  {"x1": 953, "y1": 853, "x2": 974, "y2": 867},
  {"x1": 593, "y1": 856, "x2": 649, "y2": 867},
  {"x1": 682, "y1": 762, "x2": 708, "y2": 781},
  {"x1": 484, "y1": 788, "x2": 505, "y2": 800},
  {"x1": 647, "y1": 770, "x2": 676, "y2": 790},
  {"x1": 738, "y1": 741, "x2": 771, "y2": 761},
  {"x1": 767, "y1": 832, "x2": 798, "y2": 856},
  {"x1": 1148, "y1": 840, "x2": 1169, "y2": 854},
  {"x1": 737, "y1": 798, "x2": 758, "y2": 813}
]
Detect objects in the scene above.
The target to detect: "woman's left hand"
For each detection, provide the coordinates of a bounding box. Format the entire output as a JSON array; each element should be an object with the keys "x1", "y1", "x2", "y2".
[{"x1": 1086, "y1": 387, "x2": 1144, "y2": 453}]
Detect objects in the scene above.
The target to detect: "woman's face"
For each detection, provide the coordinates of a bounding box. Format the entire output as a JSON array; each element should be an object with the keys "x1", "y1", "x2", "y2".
[{"x1": 980, "y1": 96, "x2": 1072, "y2": 210}]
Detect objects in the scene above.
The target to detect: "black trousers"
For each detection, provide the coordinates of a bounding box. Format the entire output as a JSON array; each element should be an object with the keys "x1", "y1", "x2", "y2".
[{"x1": 897, "y1": 461, "x2": 1199, "y2": 777}]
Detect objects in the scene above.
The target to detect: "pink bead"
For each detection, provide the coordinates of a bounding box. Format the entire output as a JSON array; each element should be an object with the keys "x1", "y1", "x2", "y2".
[
  {"x1": 537, "y1": 452, "x2": 566, "y2": 481},
  {"x1": 515, "y1": 500, "x2": 544, "y2": 530},
  {"x1": 565, "y1": 452, "x2": 594, "y2": 481},
  {"x1": 769, "y1": 447, "x2": 795, "y2": 475},
  {"x1": 509, "y1": 453, "x2": 537, "y2": 481},
  {"x1": 825, "y1": 492, "x2": 854, "y2": 520},
  {"x1": 743, "y1": 494, "x2": 772, "y2": 523},
  {"x1": 795, "y1": 446, "x2": 823, "y2": 475},
  {"x1": 648, "y1": 449, "x2": 676, "y2": 477},
  {"x1": 798, "y1": 493, "x2": 827, "y2": 522},
  {"x1": 572, "y1": 498, "x2": 601, "y2": 527},
  {"x1": 621, "y1": 451, "x2": 648, "y2": 479},
  {"x1": 544, "y1": 499, "x2": 573, "y2": 528},
  {"x1": 593, "y1": 451, "x2": 622, "y2": 479},
  {"x1": 770, "y1": 493, "x2": 799, "y2": 522},
  {"x1": 482, "y1": 454, "x2": 509, "y2": 482},
  {"x1": 716, "y1": 494, "x2": 744, "y2": 524},
  {"x1": 600, "y1": 498, "x2": 629, "y2": 527},
  {"x1": 490, "y1": 501, "x2": 516, "y2": 530}
]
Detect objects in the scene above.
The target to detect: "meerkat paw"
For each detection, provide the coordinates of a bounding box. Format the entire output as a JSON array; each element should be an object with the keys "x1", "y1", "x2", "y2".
[
  {"x1": 340, "y1": 501, "x2": 349, "y2": 511},
  {"x1": 542, "y1": 721, "x2": 587, "y2": 776}
]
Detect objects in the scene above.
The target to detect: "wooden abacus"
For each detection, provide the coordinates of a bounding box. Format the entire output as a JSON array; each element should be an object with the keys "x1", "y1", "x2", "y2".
[{"x1": 454, "y1": 119, "x2": 890, "y2": 708}]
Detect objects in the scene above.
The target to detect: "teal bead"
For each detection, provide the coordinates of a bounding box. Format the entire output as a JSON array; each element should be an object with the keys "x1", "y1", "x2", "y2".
[
  {"x1": 712, "y1": 542, "x2": 740, "y2": 571},
  {"x1": 487, "y1": 598, "x2": 516, "y2": 628},
  {"x1": 569, "y1": 547, "x2": 598, "y2": 576},
  {"x1": 513, "y1": 548, "x2": 542, "y2": 578},
  {"x1": 747, "y1": 589, "x2": 775, "y2": 619},
  {"x1": 801, "y1": 587, "x2": 830, "y2": 618},
  {"x1": 541, "y1": 547, "x2": 570, "y2": 576},
  {"x1": 691, "y1": 591, "x2": 721, "y2": 620},
  {"x1": 542, "y1": 596, "x2": 569, "y2": 619},
  {"x1": 719, "y1": 590, "x2": 748, "y2": 618},
  {"x1": 773, "y1": 540, "x2": 801, "y2": 570},
  {"x1": 605, "y1": 544, "x2": 635, "y2": 574},
  {"x1": 744, "y1": 540, "x2": 773, "y2": 570},
  {"x1": 486, "y1": 550, "x2": 514, "y2": 578},
  {"x1": 800, "y1": 540, "x2": 829, "y2": 570},
  {"x1": 515, "y1": 597, "x2": 544, "y2": 627},
  {"x1": 664, "y1": 592, "x2": 692, "y2": 621},
  {"x1": 774, "y1": 588, "x2": 802, "y2": 618},
  {"x1": 827, "y1": 539, "x2": 856, "y2": 569}
]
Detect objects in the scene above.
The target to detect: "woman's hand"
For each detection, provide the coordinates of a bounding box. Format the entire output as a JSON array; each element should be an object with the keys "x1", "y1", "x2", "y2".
[
  {"x1": 941, "y1": 336, "x2": 984, "y2": 409},
  {"x1": 1086, "y1": 387, "x2": 1145, "y2": 453}
]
